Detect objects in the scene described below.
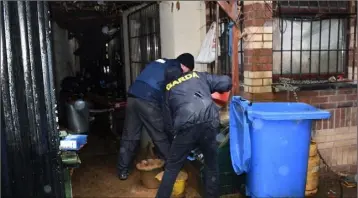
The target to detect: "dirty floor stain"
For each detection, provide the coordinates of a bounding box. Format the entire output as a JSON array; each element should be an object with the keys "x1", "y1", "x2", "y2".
[
  {"x1": 71, "y1": 134, "x2": 201, "y2": 198},
  {"x1": 70, "y1": 121, "x2": 355, "y2": 198}
]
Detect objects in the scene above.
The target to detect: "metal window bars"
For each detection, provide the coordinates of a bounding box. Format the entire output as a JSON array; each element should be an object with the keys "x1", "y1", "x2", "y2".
[
  {"x1": 272, "y1": 1, "x2": 357, "y2": 82},
  {"x1": 206, "y1": 2, "x2": 244, "y2": 84},
  {"x1": 128, "y1": 3, "x2": 161, "y2": 83}
]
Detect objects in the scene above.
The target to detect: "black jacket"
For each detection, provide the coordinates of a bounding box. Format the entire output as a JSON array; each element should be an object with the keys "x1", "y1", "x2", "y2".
[{"x1": 163, "y1": 71, "x2": 232, "y2": 133}]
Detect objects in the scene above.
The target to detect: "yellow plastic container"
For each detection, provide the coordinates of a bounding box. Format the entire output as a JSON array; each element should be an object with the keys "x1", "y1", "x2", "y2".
[
  {"x1": 156, "y1": 171, "x2": 188, "y2": 197},
  {"x1": 172, "y1": 178, "x2": 186, "y2": 197},
  {"x1": 305, "y1": 140, "x2": 320, "y2": 196},
  {"x1": 308, "y1": 140, "x2": 318, "y2": 157}
]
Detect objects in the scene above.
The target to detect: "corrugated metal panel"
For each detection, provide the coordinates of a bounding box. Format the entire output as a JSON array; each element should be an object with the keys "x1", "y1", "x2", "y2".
[{"x1": 1, "y1": 2, "x2": 65, "y2": 197}]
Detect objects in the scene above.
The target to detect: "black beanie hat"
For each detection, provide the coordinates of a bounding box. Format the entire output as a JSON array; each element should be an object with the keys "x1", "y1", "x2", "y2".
[
  {"x1": 176, "y1": 53, "x2": 195, "y2": 71},
  {"x1": 165, "y1": 64, "x2": 183, "y2": 83}
]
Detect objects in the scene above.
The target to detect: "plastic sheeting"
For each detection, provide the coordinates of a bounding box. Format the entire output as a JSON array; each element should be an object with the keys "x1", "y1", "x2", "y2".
[
  {"x1": 1, "y1": 2, "x2": 65, "y2": 197},
  {"x1": 229, "y1": 96, "x2": 251, "y2": 175}
]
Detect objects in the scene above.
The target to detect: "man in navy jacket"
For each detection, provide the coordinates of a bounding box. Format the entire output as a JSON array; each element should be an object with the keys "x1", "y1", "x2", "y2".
[{"x1": 117, "y1": 53, "x2": 194, "y2": 180}]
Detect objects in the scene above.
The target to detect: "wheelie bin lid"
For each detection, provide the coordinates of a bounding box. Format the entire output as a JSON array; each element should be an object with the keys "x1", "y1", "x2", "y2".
[{"x1": 233, "y1": 96, "x2": 331, "y2": 121}]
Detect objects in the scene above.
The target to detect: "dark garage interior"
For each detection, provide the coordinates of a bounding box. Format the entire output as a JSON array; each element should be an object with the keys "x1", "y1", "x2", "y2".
[
  {"x1": 49, "y1": 2, "x2": 181, "y2": 197},
  {"x1": 1, "y1": 1, "x2": 192, "y2": 197}
]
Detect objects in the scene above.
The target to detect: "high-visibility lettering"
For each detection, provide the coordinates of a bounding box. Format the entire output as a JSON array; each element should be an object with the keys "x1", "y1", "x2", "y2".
[
  {"x1": 178, "y1": 77, "x2": 185, "y2": 83},
  {"x1": 166, "y1": 72, "x2": 200, "y2": 91},
  {"x1": 184, "y1": 74, "x2": 192, "y2": 80},
  {"x1": 172, "y1": 80, "x2": 179, "y2": 86},
  {"x1": 192, "y1": 72, "x2": 199, "y2": 78}
]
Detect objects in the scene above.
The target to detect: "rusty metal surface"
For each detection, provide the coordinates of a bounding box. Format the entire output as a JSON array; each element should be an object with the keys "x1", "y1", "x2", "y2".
[{"x1": 1, "y1": 1, "x2": 64, "y2": 197}]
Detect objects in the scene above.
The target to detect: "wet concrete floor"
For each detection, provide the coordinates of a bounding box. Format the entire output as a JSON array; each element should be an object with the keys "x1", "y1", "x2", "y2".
[
  {"x1": 71, "y1": 133, "x2": 201, "y2": 198},
  {"x1": 71, "y1": 118, "x2": 355, "y2": 198},
  {"x1": 314, "y1": 170, "x2": 357, "y2": 198}
]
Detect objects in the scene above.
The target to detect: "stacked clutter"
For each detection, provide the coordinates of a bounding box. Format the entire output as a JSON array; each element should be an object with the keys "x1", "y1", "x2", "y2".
[
  {"x1": 305, "y1": 140, "x2": 320, "y2": 196},
  {"x1": 58, "y1": 130, "x2": 88, "y2": 198},
  {"x1": 340, "y1": 174, "x2": 357, "y2": 188},
  {"x1": 197, "y1": 126, "x2": 245, "y2": 196}
]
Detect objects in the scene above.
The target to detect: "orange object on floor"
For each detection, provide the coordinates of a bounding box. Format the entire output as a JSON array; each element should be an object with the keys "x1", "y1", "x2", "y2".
[{"x1": 211, "y1": 91, "x2": 231, "y2": 106}]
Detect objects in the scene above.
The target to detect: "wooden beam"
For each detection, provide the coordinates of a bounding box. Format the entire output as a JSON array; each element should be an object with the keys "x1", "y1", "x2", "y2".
[
  {"x1": 231, "y1": 25, "x2": 240, "y2": 95},
  {"x1": 231, "y1": 1, "x2": 239, "y2": 21},
  {"x1": 231, "y1": 1, "x2": 240, "y2": 95},
  {"x1": 217, "y1": 1, "x2": 240, "y2": 25},
  {"x1": 216, "y1": 0, "x2": 241, "y2": 95}
]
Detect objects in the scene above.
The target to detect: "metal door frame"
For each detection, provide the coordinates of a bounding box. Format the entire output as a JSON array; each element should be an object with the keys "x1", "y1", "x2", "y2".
[{"x1": 1, "y1": 2, "x2": 65, "y2": 197}]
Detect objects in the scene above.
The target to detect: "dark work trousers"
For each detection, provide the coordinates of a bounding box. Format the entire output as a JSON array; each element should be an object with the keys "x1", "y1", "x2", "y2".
[
  {"x1": 156, "y1": 122, "x2": 220, "y2": 198},
  {"x1": 117, "y1": 97, "x2": 170, "y2": 172}
]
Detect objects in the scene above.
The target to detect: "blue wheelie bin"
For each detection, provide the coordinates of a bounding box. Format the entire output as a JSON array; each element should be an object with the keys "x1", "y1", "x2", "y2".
[{"x1": 229, "y1": 96, "x2": 331, "y2": 198}]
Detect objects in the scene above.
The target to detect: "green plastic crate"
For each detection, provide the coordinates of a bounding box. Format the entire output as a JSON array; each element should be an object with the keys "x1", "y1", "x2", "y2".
[
  {"x1": 198, "y1": 136, "x2": 246, "y2": 196},
  {"x1": 64, "y1": 169, "x2": 73, "y2": 198}
]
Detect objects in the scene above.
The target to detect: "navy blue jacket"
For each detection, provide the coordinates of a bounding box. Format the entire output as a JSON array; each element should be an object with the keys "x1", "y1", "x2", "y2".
[
  {"x1": 163, "y1": 71, "x2": 232, "y2": 133},
  {"x1": 128, "y1": 59, "x2": 180, "y2": 104}
]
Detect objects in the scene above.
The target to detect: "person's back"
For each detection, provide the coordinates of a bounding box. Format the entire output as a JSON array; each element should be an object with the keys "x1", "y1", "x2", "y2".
[
  {"x1": 128, "y1": 59, "x2": 180, "y2": 103},
  {"x1": 157, "y1": 69, "x2": 232, "y2": 198},
  {"x1": 117, "y1": 55, "x2": 190, "y2": 181},
  {"x1": 165, "y1": 71, "x2": 232, "y2": 130}
]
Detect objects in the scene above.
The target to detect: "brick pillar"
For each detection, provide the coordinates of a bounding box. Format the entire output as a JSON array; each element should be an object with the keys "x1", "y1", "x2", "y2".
[{"x1": 243, "y1": 1, "x2": 273, "y2": 93}]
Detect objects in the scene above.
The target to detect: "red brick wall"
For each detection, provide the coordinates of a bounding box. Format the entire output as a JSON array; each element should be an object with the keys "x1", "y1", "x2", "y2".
[
  {"x1": 309, "y1": 88, "x2": 357, "y2": 173},
  {"x1": 309, "y1": 89, "x2": 357, "y2": 130},
  {"x1": 277, "y1": 88, "x2": 358, "y2": 130},
  {"x1": 244, "y1": 49, "x2": 273, "y2": 71},
  {"x1": 241, "y1": 1, "x2": 274, "y2": 93},
  {"x1": 242, "y1": 1, "x2": 274, "y2": 71},
  {"x1": 206, "y1": 1, "x2": 357, "y2": 172},
  {"x1": 244, "y1": 88, "x2": 357, "y2": 127},
  {"x1": 242, "y1": 2, "x2": 272, "y2": 27}
]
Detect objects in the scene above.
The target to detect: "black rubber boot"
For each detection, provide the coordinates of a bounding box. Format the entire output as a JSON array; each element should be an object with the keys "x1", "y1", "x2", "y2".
[{"x1": 118, "y1": 169, "x2": 129, "y2": 180}]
